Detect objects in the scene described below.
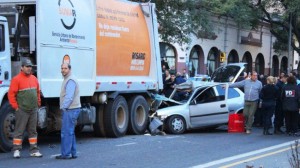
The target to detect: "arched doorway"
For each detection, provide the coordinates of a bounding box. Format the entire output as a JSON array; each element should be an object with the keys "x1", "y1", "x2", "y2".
[
  {"x1": 189, "y1": 45, "x2": 205, "y2": 77},
  {"x1": 227, "y1": 50, "x2": 239, "y2": 63},
  {"x1": 272, "y1": 56, "x2": 279, "y2": 77},
  {"x1": 159, "y1": 42, "x2": 177, "y2": 71},
  {"x1": 242, "y1": 51, "x2": 252, "y2": 73},
  {"x1": 281, "y1": 56, "x2": 288, "y2": 74},
  {"x1": 255, "y1": 53, "x2": 265, "y2": 75},
  {"x1": 207, "y1": 47, "x2": 219, "y2": 75}
]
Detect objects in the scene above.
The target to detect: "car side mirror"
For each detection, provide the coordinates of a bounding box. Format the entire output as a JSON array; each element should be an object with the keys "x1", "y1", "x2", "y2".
[{"x1": 190, "y1": 99, "x2": 196, "y2": 105}]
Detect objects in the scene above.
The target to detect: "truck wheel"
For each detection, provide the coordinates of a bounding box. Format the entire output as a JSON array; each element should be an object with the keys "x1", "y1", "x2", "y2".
[
  {"x1": 104, "y1": 96, "x2": 129, "y2": 137},
  {"x1": 75, "y1": 125, "x2": 84, "y2": 134},
  {"x1": 93, "y1": 105, "x2": 106, "y2": 137},
  {"x1": 0, "y1": 101, "x2": 15, "y2": 152},
  {"x1": 128, "y1": 96, "x2": 149, "y2": 135},
  {"x1": 166, "y1": 115, "x2": 186, "y2": 134}
]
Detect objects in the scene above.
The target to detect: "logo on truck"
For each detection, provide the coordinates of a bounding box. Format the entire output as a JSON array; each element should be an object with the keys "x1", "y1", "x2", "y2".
[{"x1": 58, "y1": 0, "x2": 76, "y2": 30}]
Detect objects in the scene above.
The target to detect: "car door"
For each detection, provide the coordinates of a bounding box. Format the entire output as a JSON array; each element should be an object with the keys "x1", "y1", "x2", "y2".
[{"x1": 189, "y1": 83, "x2": 228, "y2": 127}]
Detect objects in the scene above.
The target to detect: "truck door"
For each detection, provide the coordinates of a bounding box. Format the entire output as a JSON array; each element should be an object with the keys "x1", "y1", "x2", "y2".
[{"x1": 0, "y1": 16, "x2": 11, "y2": 85}]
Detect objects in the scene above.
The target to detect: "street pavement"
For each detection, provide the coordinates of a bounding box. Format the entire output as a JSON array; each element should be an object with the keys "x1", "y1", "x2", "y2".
[{"x1": 0, "y1": 125, "x2": 299, "y2": 168}]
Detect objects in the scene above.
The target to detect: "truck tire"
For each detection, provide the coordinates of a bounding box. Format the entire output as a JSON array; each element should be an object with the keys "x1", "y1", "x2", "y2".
[
  {"x1": 165, "y1": 115, "x2": 186, "y2": 134},
  {"x1": 75, "y1": 125, "x2": 84, "y2": 134},
  {"x1": 128, "y1": 96, "x2": 149, "y2": 135},
  {"x1": 0, "y1": 101, "x2": 15, "y2": 152},
  {"x1": 93, "y1": 105, "x2": 106, "y2": 137},
  {"x1": 104, "y1": 96, "x2": 129, "y2": 137}
]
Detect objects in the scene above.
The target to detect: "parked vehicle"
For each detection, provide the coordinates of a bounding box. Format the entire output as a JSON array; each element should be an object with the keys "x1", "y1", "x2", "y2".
[
  {"x1": 0, "y1": 0, "x2": 162, "y2": 152},
  {"x1": 187, "y1": 75, "x2": 211, "y2": 82},
  {"x1": 153, "y1": 63, "x2": 246, "y2": 134}
]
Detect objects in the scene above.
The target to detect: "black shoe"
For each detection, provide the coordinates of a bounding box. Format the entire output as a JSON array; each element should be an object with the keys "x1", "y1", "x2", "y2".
[
  {"x1": 274, "y1": 129, "x2": 283, "y2": 135},
  {"x1": 72, "y1": 155, "x2": 78, "y2": 159},
  {"x1": 55, "y1": 155, "x2": 72, "y2": 159},
  {"x1": 263, "y1": 128, "x2": 273, "y2": 135},
  {"x1": 265, "y1": 130, "x2": 273, "y2": 135}
]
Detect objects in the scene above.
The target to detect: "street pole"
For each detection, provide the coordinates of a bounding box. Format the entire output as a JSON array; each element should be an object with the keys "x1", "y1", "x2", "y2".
[{"x1": 288, "y1": 14, "x2": 293, "y2": 72}]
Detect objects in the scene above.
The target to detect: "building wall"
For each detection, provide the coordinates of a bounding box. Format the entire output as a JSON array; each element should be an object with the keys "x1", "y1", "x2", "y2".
[{"x1": 160, "y1": 16, "x2": 296, "y2": 77}]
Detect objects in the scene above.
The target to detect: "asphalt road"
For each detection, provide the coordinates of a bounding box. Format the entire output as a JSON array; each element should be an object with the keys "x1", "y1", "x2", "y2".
[{"x1": 0, "y1": 126, "x2": 299, "y2": 168}]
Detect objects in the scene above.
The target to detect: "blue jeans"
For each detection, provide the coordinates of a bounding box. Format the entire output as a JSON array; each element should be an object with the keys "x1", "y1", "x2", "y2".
[{"x1": 61, "y1": 108, "x2": 80, "y2": 157}]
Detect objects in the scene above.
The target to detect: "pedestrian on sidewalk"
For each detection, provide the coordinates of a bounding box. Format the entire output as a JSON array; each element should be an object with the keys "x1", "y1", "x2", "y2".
[
  {"x1": 56, "y1": 63, "x2": 81, "y2": 159},
  {"x1": 8, "y1": 58, "x2": 43, "y2": 158}
]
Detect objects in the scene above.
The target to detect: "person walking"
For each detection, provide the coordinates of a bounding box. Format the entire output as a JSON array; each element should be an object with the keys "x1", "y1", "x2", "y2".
[
  {"x1": 274, "y1": 74, "x2": 288, "y2": 134},
  {"x1": 56, "y1": 63, "x2": 81, "y2": 159},
  {"x1": 260, "y1": 76, "x2": 278, "y2": 135},
  {"x1": 8, "y1": 58, "x2": 43, "y2": 158},
  {"x1": 281, "y1": 76, "x2": 300, "y2": 136},
  {"x1": 229, "y1": 71, "x2": 262, "y2": 134}
]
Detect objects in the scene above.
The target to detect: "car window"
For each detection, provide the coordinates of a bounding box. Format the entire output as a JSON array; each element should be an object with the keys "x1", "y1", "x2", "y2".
[
  {"x1": 216, "y1": 85, "x2": 240, "y2": 99},
  {"x1": 0, "y1": 25, "x2": 4, "y2": 52},
  {"x1": 195, "y1": 88, "x2": 214, "y2": 104},
  {"x1": 211, "y1": 65, "x2": 242, "y2": 82},
  {"x1": 193, "y1": 87, "x2": 225, "y2": 104}
]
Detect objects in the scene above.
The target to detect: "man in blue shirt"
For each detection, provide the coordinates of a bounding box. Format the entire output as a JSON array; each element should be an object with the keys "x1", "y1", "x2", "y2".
[
  {"x1": 229, "y1": 71, "x2": 262, "y2": 134},
  {"x1": 56, "y1": 63, "x2": 81, "y2": 159}
]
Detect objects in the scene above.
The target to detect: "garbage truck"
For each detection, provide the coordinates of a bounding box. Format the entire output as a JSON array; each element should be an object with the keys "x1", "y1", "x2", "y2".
[{"x1": 0, "y1": 0, "x2": 162, "y2": 152}]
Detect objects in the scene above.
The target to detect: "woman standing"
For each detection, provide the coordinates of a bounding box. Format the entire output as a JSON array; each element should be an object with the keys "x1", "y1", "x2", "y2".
[
  {"x1": 281, "y1": 76, "x2": 300, "y2": 136},
  {"x1": 260, "y1": 76, "x2": 279, "y2": 135}
]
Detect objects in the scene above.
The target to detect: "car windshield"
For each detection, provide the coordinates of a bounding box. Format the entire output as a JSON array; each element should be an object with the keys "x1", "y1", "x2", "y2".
[{"x1": 211, "y1": 65, "x2": 242, "y2": 82}]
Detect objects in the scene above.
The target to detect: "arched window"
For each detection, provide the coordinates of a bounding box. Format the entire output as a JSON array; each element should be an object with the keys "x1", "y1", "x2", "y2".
[
  {"x1": 228, "y1": 50, "x2": 239, "y2": 63},
  {"x1": 281, "y1": 56, "x2": 288, "y2": 74},
  {"x1": 255, "y1": 53, "x2": 265, "y2": 75},
  {"x1": 272, "y1": 56, "x2": 279, "y2": 77},
  {"x1": 242, "y1": 51, "x2": 253, "y2": 73},
  {"x1": 207, "y1": 47, "x2": 219, "y2": 75},
  {"x1": 159, "y1": 42, "x2": 176, "y2": 70}
]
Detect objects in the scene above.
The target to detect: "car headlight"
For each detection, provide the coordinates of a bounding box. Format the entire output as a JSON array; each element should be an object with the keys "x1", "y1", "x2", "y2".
[{"x1": 158, "y1": 115, "x2": 168, "y2": 121}]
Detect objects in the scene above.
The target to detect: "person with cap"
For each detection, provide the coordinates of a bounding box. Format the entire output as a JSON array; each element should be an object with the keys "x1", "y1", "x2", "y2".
[
  {"x1": 56, "y1": 63, "x2": 81, "y2": 159},
  {"x1": 8, "y1": 58, "x2": 43, "y2": 158}
]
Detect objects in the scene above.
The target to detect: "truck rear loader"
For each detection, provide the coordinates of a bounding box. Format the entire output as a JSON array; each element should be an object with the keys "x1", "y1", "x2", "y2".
[{"x1": 0, "y1": 0, "x2": 162, "y2": 152}]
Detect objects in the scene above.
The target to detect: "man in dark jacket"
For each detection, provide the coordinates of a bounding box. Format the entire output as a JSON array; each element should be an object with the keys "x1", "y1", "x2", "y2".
[
  {"x1": 281, "y1": 76, "x2": 300, "y2": 136},
  {"x1": 274, "y1": 74, "x2": 288, "y2": 134}
]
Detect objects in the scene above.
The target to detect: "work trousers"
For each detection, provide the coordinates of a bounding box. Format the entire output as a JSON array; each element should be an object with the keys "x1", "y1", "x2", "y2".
[
  {"x1": 261, "y1": 101, "x2": 276, "y2": 129},
  {"x1": 274, "y1": 101, "x2": 284, "y2": 129},
  {"x1": 60, "y1": 108, "x2": 81, "y2": 157},
  {"x1": 285, "y1": 110, "x2": 299, "y2": 133},
  {"x1": 243, "y1": 101, "x2": 258, "y2": 130},
  {"x1": 13, "y1": 108, "x2": 39, "y2": 153}
]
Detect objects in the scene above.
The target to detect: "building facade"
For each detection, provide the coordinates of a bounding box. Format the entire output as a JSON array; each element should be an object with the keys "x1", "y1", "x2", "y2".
[{"x1": 159, "y1": 16, "x2": 299, "y2": 77}]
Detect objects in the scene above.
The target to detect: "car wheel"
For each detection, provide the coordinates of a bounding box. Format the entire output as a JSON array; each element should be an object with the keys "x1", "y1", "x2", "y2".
[{"x1": 166, "y1": 115, "x2": 186, "y2": 134}]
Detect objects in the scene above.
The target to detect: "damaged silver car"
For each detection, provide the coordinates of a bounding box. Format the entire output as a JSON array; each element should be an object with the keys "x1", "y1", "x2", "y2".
[{"x1": 151, "y1": 63, "x2": 246, "y2": 134}]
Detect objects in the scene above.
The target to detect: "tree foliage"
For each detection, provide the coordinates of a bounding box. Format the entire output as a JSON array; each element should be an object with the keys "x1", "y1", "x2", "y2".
[{"x1": 130, "y1": 0, "x2": 300, "y2": 54}]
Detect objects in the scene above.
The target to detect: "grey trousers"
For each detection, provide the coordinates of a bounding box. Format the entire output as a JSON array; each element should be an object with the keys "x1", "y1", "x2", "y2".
[
  {"x1": 13, "y1": 108, "x2": 39, "y2": 153},
  {"x1": 244, "y1": 101, "x2": 258, "y2": 130}
]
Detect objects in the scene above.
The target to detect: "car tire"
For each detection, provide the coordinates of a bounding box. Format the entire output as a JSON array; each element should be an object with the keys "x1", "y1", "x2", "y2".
[{"x1": 165, "y1": 115, "x2": 186, "y2": 134}]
